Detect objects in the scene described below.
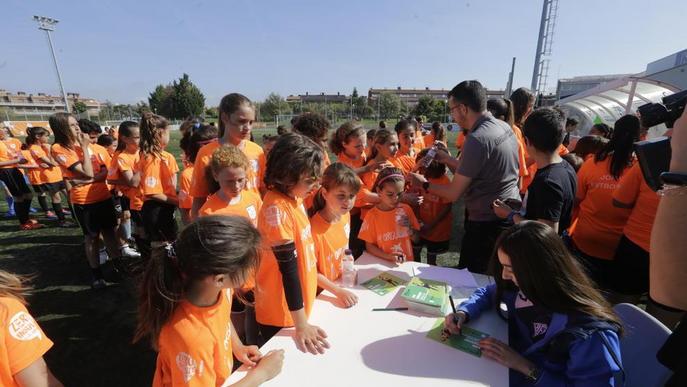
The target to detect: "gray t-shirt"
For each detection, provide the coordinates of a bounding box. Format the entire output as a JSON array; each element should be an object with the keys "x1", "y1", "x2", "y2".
[{"x1": 456, "y1": 113, "x2": 520, "y2": 222}]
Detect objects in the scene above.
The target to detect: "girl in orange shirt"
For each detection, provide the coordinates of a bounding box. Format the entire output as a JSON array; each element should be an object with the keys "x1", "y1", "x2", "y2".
[
  {"x1": 359, "y1": 166, "x2": 421, "y2": 263},
  {"x1": 569, "y1": 115, "x2": 639, "y2": 293},
  {"x1": 424, "y1": 121, "x2": 448, "y2": 147},
  {"x1": 179, "y1": 124, "x2": 218, "y2": 224},
  {"x1": 412, "y1": 149, "x2": 453, "y2": 266},
  {"x1": 293, "y1": 113, "x2": 331, "y2": 211},
  {"x1": 190, "y1": 94, "x2": 265, "y2": 219},
  {"x1": 139, "y1": 113, "x2": 179, "y2": 244},
  {"x1": 394, "y1": 119, "x2": 420, "y2": 161},
  {"x1": 254, "y1": 133, "x2": 330, "y2": 354},
  {"x1": 50, "y1": 113, "x2": 120, "y2": 289},
  {"x1": 26, "y1": 127, "x2": 71, "y2": 226},
  {"x1": 1, "y1": 270, "x2": 63, "y2": 387},
  {"x1": 309, "y1": 163, "x2": 360, "y2": 308},
  {"x1": 0, "y1": 127, "x2": 37, "y2": 229},
  {"x1": 135, "y1": 216, "x2": 284, "y2": 387},
  {"x1": 199, "y1": 145, "x2": 262, "y2": 225}
]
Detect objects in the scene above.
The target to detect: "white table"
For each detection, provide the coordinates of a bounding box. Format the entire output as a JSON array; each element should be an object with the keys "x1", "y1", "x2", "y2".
[{"x1": 225, "y1": 253, "x2": 508, "y2": 386}]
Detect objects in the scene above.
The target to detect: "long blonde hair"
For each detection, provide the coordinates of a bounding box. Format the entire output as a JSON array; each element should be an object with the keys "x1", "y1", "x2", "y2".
[{"x1": 0, "y1": 270, "x2": 32, "y2": 305}]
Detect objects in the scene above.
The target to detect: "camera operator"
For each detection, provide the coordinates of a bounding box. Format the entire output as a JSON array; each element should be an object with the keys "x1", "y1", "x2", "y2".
[{"x1": 651, "y1": 106, "x2": 687, "y2": 386}]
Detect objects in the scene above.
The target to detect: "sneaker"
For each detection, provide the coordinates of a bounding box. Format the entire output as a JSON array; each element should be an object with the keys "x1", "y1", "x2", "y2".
[
  {"x1": 91, "y1": 278, "x2": 107, "y2": 290},
  {"x1": 57, "y1": 220, "x2": 77, "y2": 228},
  {"x1": 20, "y1": 222, "x2": 45, "y2": 230},
  {"x1": 29, "y1": 207, "x2": 38, "y2": 213},
  {"x1": 28, "y1": 218, "x2": 38, "y2": 224},
  {"x1": 99, "y1": 248, "x2": 109, "y2": 265},
  {"x1": 62, "y1": 209, "x2": 71, "y2": 216},
  {"x1": 120, "y1": 245, "x2": 141, "y2": 259},
  {"x1": 3, "y1": 211, "x2": 16, "y2": 218},
  {"x1": 45, "y1": 211, "x2": 58, "y2": 220}
]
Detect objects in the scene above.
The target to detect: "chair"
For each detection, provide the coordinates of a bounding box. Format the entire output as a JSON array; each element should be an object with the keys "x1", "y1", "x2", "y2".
[{"x1": 613, "y1": 303, "x2": 673, "y2": 387}]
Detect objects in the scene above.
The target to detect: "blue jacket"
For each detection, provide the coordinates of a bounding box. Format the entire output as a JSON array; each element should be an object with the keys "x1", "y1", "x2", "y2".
[{"x1": 459, "y1": 284, "x2": 622, "y2": 386}]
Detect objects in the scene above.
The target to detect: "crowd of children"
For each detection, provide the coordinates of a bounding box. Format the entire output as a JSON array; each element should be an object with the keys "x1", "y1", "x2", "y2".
[{"x1": 3, "y1": 82, "x2": 683, "y2": 386}]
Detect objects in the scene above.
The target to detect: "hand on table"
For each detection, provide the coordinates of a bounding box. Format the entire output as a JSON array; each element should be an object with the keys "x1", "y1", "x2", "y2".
[
  {"x1": 334, "y1": 287, "x2": 359, "y2": 308},
  {"x1": 294, "y1": 323, "x2": 330, "y2": 355},
  {"x1": 478, "y1": 337, "x2": 536, "y2": 375},
  {"x1": 233, "y1": 343, "x2": 262, "y2": 367},
  {"x1": 252, "y1": 349, "x2": 285, "y2": 383},
  {"x1": 443, "y1": 311, "x2": 467, "y2": 335}
]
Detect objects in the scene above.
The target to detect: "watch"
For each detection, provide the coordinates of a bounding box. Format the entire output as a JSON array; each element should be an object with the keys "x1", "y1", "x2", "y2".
[
  {"x1": 525, "y1": 366, "x2": 542, "y2": 383},
  {"x1": 422, "y1": 181, "x2": 430, "y2": 192}
]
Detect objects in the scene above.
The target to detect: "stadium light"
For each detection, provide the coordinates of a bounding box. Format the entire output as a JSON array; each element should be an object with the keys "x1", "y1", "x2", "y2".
[{"x1": 33, "y1": 15, "x2": 71, "y2": 113}]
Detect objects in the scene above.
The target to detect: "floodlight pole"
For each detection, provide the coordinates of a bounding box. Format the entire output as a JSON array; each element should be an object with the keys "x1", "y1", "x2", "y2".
[{"x1": 33, "y1": 15, "x2": 71, "y2": 113}]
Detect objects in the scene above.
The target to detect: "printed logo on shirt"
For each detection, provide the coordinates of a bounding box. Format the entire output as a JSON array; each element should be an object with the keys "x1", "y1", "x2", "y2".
[
  {"x1": 246, "y1": 205, "x2": 257, "y2": 220},
  {"x1": 9, "y1": 311, "x2": 42, "y2": 341},
  {"x1": 250, "y1": 159, "x2": 259, "y2": 172},
  {"x1": 533, "y1": 322, "x2": 548, "y2": 337},
  {"x1": 56, "y1": 154, "x2": 67, "y2": 164},
  {"x1": 264, "y1": 205, "x2": 282, "y2": 227},
  {"x1": 145, "y1": 176, "x2": 157, "y2": 188},
  {"x1": 176, "y1": 352, "x2": 203, "y2": 382}
]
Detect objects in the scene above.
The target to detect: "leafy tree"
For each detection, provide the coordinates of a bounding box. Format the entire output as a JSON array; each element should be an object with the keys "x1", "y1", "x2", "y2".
[
  {"x1": 412, "y1": 96, "x2": 435, "y2": 119},
  {"x1": 73, "y1": 100, "x2": 88, "y2": 115},
  {"x1": 148, "y1": 85, "x2": 173, "y2": 117},
  {"x1": 171, "y1": 73, "x2": 205, "y2": 119},
  {"x1": 379, "y1": 92, "x2": 401, "y2": 119},
  {"x1": 261, "y1": 93, "x2": 291, "y2": 121}
]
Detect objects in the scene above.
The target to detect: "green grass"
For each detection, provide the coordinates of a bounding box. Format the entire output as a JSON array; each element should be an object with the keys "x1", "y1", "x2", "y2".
[{"x1": 0, "y1": 127, "x2": 465, "y2": 386}]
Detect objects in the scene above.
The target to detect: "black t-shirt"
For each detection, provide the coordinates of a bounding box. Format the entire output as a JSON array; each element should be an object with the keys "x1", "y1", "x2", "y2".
[{"x1": 525, "y1": 161, "x2": 577, "y2": 234}]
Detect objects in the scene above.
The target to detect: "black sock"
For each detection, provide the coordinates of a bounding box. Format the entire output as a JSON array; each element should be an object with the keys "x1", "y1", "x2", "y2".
[
  {"x1": 16, "y1": 200, "x2": 30, "y2": 224},
  {"x1": 37, "y1": 195, "x2": 50, "y2": 212},
  {"x1": 52, "y1": 202, "x2": 66, "y2": 221},
  {"x1": 91, "y1": 266, "x2": 104, "y2": 280}
]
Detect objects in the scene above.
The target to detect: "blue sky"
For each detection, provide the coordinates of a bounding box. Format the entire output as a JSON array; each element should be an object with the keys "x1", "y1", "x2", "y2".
[{"x1": 2, "y1": 0, "x2": 686, "y2": 105}]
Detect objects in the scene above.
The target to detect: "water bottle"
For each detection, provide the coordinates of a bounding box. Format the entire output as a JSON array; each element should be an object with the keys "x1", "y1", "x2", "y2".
[
  {"x1": 420, "y1": 146, "x2": 437, "y2": 168},
  {"x1": 341, "y1": 249, "x2": 356, "y2": 287}
]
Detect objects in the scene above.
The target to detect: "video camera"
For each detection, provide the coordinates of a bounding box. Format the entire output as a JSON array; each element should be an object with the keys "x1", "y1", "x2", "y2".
[{"x1": 634, "y1": 90, "x2": 687, "y2": 191}]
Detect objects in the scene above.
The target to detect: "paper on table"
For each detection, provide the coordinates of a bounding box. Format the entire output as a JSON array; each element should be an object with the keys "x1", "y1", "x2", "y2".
[
  {"x1": 361, "y1": 272, "x2": 406, "y2": 295},
  {"x1": 426, "y1": 318, "x2": 489, "y2": 357}
]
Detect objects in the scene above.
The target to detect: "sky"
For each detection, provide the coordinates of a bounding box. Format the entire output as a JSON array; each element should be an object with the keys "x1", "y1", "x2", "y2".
[{"x1": 2, "y1": 0, "x2": 686, "y2": 106}]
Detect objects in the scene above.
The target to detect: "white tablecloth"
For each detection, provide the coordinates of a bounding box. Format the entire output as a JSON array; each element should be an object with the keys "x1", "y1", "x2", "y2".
[{"x1": 225, "y1": 253, "x2": 508, "y2": 386}]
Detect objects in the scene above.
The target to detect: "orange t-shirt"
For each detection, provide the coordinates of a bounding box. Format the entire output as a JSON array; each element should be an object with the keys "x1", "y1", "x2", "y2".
[
  {"x1": 359, "y1": 203, "x2": 420, "y2": 261},
  {"x1": 19, "y1": 150, "x2": 41, "y2": 185},
  {"x1": 336, "y1": 152, "x2": 366, "y2": 170},
  {"x1": 389, "y1": 155, "x2": 415, "y2": 174},
  {"x1": 178, "y1": 166, "x2": 194, "y2": 210},
  {"x1": 190, "y1": 140, "x2": 265, "y2": 199},
  {"x1": 455, "y1": 131, "x2": 466, "y2": 151},
  {"x1": 412, "y1": 131, "x2": 426, "y2": 154},
  {"x1": 356, "y1": 169, "x2": 380, "y2": 216},
  {"x1": 51, "y1": 143, "x2": 111, "y2": 204},
  {"x1": 0, "y1": 297, "x2": 54, "y2": 387},
  {"x1": 612, "y1": 163, "x2": 659, "y2": 253},
  {"x1": 570, "y1": 157, "x2": 633, "y2": 260},
  {"x1": 0, "y1": 142, "x2": 17, "y2": 169},
  {"x1": 29, "y1": 144, "x2": 62, "y2": 184},
  {"x1": 153, "y1": 289, "x2": 234, "y2": 387},
  {"x1": 255, "y1": 190, "x2": 318, "y2": 327},
  {"x1": 3, "y1": 138, "x2": 22, "y2": 158},
  {"x1": 522, "y1": 144, "x2": 569, "y2": 193},
  {"x1": 511, "y1": 125, "x2": 529, "y2": 179},
  {"x1": 419, "y1": 175, "x2": 453, "y2": 242},
  {"x1": 311, "y1": 212, "x2": 351, "y2": 281},
  {"x1": 140, "y1": 151, "x2": 179, "y2": 201},
  {"x1": 199, "y1": 190, "x2": 262, "y2": 227},
  {"x1": 109, "y1": 150, "x2": 143, "y2": 211}
]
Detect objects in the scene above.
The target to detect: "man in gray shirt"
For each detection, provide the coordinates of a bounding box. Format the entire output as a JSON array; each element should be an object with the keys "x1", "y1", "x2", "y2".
[{"x1": 410, "y1": 80, "x2": 520, "y2": 273}]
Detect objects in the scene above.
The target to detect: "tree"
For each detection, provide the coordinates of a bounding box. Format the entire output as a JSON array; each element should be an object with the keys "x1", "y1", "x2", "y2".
[
  {"x1": 73, "y1": 101, "x2": 88, "y2": 116},
  {"x1": 412, "y1": 95, "x2": 435, "y2": 120},
  {"x1": 148, "y1": 74, "x2": 206, "y2": 119},
  {"x1": 379, "y1": 92, "x2": 401, "y2": 119},
  {"x1": 261, "y1": 93, "x2": 291, "y2": 121},
  {"x1": 172, "y1": 73, "x2": 205, "y2": 119},
  {"x1": 431, "y1": 99, "x2": 448, "y2": 122},
  {"x1": 205, "y1": 107, "x2": 219, "y2": 118}
]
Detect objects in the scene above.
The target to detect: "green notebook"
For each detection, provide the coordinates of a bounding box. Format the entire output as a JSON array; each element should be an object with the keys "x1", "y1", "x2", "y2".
[
  {"x1": 361, "y1": 272, "x2": 406, "y2": 295},
  {"x1": 426, "y1": 318, "x2": 490, "y2": 357},
  {"x1": 400, "y1": 277, "x2": 448, "y2": 315}
]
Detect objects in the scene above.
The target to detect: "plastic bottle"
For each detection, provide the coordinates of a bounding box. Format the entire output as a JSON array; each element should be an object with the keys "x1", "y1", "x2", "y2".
[
  {"x1": 419, "y1": 146, "x2": 437, "y2": 168},
  {"x1": 341, "y1": 249, "x2": 356, "y2": 287}
]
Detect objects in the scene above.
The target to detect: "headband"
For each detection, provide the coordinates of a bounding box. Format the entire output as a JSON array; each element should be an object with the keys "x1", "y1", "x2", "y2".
[{"x1": 377, "y1": 173, "x2": 405, "y2": 187}]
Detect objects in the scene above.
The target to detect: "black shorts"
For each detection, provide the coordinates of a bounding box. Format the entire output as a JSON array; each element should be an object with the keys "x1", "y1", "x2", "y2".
[
  {"x1": 415, "y1": 238, "x2": 450, "y2": 254},
  {"x1": 130, "y1": 209, "x2": 143, "y2": 226},
  {"x1": 608, "y1": 235, "x2": 649, "y2": 295},
  {"x1": 73, "y1": 198, "x2": 118, "y2": 237},
  {"x1": 141, "y1": 200, "x2": 178, "y2": 242},
  {"x1": 0, "y1": 168, "x2": 32, "y2": 197},
  {"x1": 32, "y1": 181, "x2": 66, "y2": 194}
]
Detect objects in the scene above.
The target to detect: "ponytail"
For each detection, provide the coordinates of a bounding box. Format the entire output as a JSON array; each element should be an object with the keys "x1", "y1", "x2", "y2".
[
  {"x1": 139, "y1": 112, "x2": 168, "y2": 157},
  {"x1": 366, "y1": 129, "x2": 394, "y2": 165},
  {"x1": 594, "y1": 115, "x2": 639, "y2": 179},
  {"x1": 0, "y1": 270, "x2": 32, "y2": 305},
  {"x1": 431, "y1": 121, "x2": 447, "y2": 143}
]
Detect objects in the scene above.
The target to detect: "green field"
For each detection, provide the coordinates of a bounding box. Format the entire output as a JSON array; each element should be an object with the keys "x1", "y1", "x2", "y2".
[{"x1": 0, "y1": 125, "x2": 464, "y2": 386}]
